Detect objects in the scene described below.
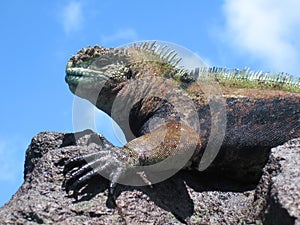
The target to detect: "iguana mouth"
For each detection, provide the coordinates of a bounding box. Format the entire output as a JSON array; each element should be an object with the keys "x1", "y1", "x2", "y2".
[
  {"x1": 65, "y1": 66, "x2": 111, "y2": 98},
  {"x1": 66, "y1": 66, "x2": 109, "y2": 83}
]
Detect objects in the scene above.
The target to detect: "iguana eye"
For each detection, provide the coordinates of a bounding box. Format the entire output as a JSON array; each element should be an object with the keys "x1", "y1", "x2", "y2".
[
  {"x1": 91, "y1": 56, "x2": 111, "y2": 68},
  {"x1": 126, "y1": 69, "x2": 133, "y2": 79}
]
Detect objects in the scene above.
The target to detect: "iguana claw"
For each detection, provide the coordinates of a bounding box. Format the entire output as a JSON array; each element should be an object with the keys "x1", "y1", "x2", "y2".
[{"x1": 62, "y1": 149, "x2": 126, "y2": 200}]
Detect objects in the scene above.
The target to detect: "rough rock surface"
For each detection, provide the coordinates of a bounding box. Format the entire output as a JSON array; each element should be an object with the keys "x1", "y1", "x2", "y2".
[
  {"x1": 0, "y1": 130, "x2": 299, "y2": 224},
  {"x1": 254, "y1": 138, "x2": 300, "y2": 225}
]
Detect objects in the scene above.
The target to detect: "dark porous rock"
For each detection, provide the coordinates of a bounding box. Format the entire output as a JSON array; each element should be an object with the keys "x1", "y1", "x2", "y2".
[
  {"x1": 0, "y1": 130, "x2": 299, "y2": 224},
  {"x1": 253, "y1": 138, "x2": 300, "y2": 225}
]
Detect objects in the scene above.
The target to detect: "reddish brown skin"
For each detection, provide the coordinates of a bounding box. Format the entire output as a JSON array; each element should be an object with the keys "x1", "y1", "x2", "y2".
[{"x1": 64, "y1": 44, "x2": 300, "y2": 199}]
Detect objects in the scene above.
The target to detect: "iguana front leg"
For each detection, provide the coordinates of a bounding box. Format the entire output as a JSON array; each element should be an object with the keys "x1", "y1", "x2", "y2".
[{"x1": 63, "y1": 122, "x2": 201, "y2": 200}]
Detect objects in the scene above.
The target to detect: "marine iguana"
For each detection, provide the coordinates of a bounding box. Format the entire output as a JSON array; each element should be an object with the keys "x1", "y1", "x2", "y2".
[{"x1": 63, "y1": 41, "x2": 300, "y2": 200}]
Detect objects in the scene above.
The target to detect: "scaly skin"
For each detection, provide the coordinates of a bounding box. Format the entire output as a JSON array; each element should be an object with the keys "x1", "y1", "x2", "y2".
[{"x1": 63, "y1": 42, "x2": 300, "y2": 200}]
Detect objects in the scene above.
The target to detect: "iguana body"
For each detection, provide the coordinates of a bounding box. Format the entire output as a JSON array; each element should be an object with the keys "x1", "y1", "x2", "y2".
[{"x1": 63, "y1": 42, "x2": 300, "y2": 199}]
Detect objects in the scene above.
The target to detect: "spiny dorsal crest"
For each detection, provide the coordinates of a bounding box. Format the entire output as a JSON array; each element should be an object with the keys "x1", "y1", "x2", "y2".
[
  {"x1": 122, "y1": 41, "x2": 183, "y2": 67},
  {"x1": 189, "y1": 67, "x2": 300, "y2": 93}
]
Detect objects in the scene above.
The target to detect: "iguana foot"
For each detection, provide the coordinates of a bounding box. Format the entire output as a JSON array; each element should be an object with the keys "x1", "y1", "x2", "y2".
[{"x1": 62, "y1": 149, "x2": 126, "y2": 200}]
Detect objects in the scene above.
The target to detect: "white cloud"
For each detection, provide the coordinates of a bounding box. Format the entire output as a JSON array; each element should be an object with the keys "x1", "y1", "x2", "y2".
[
  {"x1": 223, "y1": 0, "x2": 300, "y2": 74},
  {"x1": 100, "y1": 28, "x2": 138, "y2": 44},
  {"x1": 61, "y1": 1, "x2": 83, "y2": 34}
]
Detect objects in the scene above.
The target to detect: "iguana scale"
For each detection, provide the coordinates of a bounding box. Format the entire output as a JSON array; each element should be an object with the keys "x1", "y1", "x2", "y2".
[{"x1": 63, "y1": 41, "x2": 300, "y2": 200}]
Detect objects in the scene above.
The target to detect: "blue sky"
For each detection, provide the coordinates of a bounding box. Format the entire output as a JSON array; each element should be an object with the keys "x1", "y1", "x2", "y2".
[{"x1": 0, "y1": 0, "x2": 299, "y2": 207}]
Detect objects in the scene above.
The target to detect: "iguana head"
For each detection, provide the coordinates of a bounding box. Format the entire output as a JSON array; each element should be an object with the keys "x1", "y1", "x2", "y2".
[
  {"x1": 66, "y1": 45, "x2": 131, "y2": 92},
  {"x1": 65, "y1": 42, "x2": 184, "y2": 114}
]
